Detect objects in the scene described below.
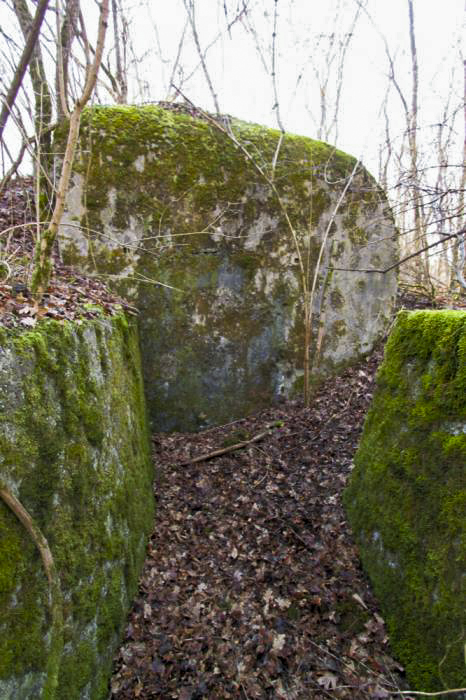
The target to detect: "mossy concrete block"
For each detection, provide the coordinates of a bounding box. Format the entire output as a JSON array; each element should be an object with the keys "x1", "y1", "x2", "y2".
[
  {"x1": 0, "y1": 315, "x2": 154, "y2": 699},
  {"x1": 344, "y1": 310, "x2": 466, "y2": 693},
  {"x1": 57, "y1": 105, "x2": 398, "y2": 430}
]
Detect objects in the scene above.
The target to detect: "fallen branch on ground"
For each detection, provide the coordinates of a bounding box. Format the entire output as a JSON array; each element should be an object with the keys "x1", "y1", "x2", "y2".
[
  {"x1": 177, "y1": 421, "x2": 284, "y2": 466},
  {"x1": 396, "y1": 689, "x2": 466, "y2": 697}
]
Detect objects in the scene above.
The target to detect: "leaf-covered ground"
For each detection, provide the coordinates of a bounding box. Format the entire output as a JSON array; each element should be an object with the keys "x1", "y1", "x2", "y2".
[
  {"x1": 110, "y1": 350, "x2": 412, "y2": 700},
  {"x1": 0, "y1": 178, "x2": 133, "y2": 329}
]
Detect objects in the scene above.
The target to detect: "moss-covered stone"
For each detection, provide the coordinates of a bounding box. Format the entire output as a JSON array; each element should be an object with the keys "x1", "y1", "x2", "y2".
[
  {"x1": 57, "y1": 105, "x2": 398, "y2": 430},
  {"x1": 344, "y1": 310, "x2": 466, "y2": 693},
  {"x1": 0, "y1": 315, "x2": 154, "y2": 699}
]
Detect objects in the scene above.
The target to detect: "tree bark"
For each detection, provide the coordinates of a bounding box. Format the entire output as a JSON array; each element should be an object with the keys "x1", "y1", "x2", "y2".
[
  {"x1": 12, "y1": 0, "x2": 54, "y2": 186},
  {"x1": 0, "y1": 0, "x2": 50, "y2": 142},
  {"x1": 454, "y1": 58, "x2": 466, "y2": 291},
  {"x1": 56, "y1": 0, "x2": 81, "y2": 119},
  {"x1": 407, "y1": 0, "x2": 431, "y2": 292},
  {"x1": 111, "y1": 0, "x2": 127, "y2": 103},
  {"x1": 31, "y1": 0, "x2": 110, "y2": 302}
]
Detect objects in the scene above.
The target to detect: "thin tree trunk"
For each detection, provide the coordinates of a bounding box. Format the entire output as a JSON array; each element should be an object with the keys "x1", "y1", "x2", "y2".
[
  {"x1": 0, "y1": 0, "x2": 50, "y2": 142},
  {"x1": 111, "y1": 0, "x2": 127, "y2": 103},
  {"x1": 454, "y1": 58, "x2": 466, "y2": 291},
  {"x1": 31, "y1": 0, "x2": 110, "y2": 302},
  {"x1": 407, "y1": 0, "x2": 430, "y2": 291},
  {"x1": 13, "y1": 0, "x2": 54, "y2": 195},
  {"x1": 183, "y1": 0, "x2": 221, "y2": 114},
  {"x1": 56, "y1": 0, "x2": 81, "y2": 119}
]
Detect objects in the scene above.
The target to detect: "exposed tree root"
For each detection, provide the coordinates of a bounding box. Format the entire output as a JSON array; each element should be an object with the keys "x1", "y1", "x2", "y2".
[{"x1": 0, "y1": 486, "x2": 63, "y2": 699}]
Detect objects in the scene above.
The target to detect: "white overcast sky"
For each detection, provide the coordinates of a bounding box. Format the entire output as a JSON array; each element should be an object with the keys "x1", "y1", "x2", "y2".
[
  {"x1": 114, "y1": 0, "x2": 465, "y2": 174},
  {"x1": 1, "y1": 0, "x2": 465, "y2": 178}
]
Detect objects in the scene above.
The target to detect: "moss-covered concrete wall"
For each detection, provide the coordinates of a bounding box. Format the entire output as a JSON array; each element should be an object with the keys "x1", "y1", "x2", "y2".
[
  {"x1": 0, "y1": 315, "x2": 154, "y2": 699},
  {"x1": 58, "y1": 105, "x2": 398, "y2": 430},
  {"x1": 344, "y1": 310, "x2": 465, "y2": 693}
]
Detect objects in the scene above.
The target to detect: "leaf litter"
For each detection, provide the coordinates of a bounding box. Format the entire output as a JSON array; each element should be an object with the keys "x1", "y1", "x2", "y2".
[
  {"x1": 0, "y1": 178, "x2": 135, "y2": 329},
  {"x1": 110, "y1": 349, "x2": 411, "y2": 699}
]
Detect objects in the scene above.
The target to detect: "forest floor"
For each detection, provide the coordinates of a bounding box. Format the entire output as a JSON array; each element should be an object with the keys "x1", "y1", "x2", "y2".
[
  {"x1": 108, "y1": 285, "x2": 464, "y2": 699},
  {"x1": 0, "y1": 178, "x2": 133, "y2": 326},
  {"x1": 1, "y1": 178, "x2": 464, "y2": 699},
  {"x1": 110, "y1": 346, "x2": 402, "y2": 700},
  {"x1": 109, "y1": 324, "x2": 421, "y2": 700}
]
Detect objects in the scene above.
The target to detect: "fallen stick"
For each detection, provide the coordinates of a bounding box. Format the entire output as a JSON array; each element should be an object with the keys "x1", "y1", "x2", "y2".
[
  {"x1": 177, "y1": 421, "x2": 283, "y2": 466},
  {"x1": 396, "y1": 690, "x2": 466, "y2": 697}
]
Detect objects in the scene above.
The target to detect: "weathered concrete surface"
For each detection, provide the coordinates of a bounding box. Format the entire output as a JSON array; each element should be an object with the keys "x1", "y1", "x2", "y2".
[
  {"x1": 0, "y1": 315, "x2": 154, "y2": 699},
  {"x1": 344, "y1": 310, "x2": 466, "y2": 694},
  {"x1": 58, "y1": 105, "x2": 398, "y2": 430}
]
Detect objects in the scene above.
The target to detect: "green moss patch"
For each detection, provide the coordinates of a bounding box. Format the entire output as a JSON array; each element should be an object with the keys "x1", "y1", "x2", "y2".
[
  {"x1": 0, "y1": 316, "x2": 154, "y2": 699},
  {"x1": 344, "y1": 310, "x2": 466, "y2": 692}
]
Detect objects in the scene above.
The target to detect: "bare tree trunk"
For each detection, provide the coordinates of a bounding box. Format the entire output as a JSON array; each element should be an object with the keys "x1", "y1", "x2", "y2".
[
  {"x1": 111, "y1": 0, "x2": 128, "y2": 103},
  {"x1": 407, "y1": 0, "x2": 432, "y2": 293},
  {"x1": 270, "y1": 0, "x2": 285, "y2": 177},
  {"x1": 378, "y1": 86, "x2": 392, "y2": 192},
  {"x1": 56, "y1": 0, "x2": 81, "y2": 119},
  {"x1": 12, "y1": 0, "x2": 54, "y2": 199},
  {"x1": 407, "y1": 0, "x2": 426, "y2": 289},
  {"x1": 12, "y1": 0, "x2": 53, "y2": 137},
  {"x1": 31, "y1": 0, "x2": 110, "y2": 302},
  {"x1": 183, "y1": 0, "x2": 221, "y2": 114},
  {"x1": 330, "y1": 0, "x2": 364, "y2": 145},
  {"x1": 0, "y1": 0, "x2": 50, "y2": 142},
  {"x1": 454, "y1": 57, "x2": 466, "y2": 291}
]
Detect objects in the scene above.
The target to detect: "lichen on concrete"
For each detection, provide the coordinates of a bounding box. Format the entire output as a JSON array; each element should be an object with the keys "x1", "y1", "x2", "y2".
[
  {"x1": 344, "y1": 310, "x2": 466, "y2": 693},
  {"x1": 57, "y1": 105, "x2": 398, "y2": 430},
  {"x1": 0, "y1": 315, "x2": 154, "y2": 699}
]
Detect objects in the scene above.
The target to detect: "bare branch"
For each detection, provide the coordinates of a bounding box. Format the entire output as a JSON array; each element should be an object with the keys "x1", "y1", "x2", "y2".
[
  {"x1": 0, "y1": 0, "x2": 50, "y2": 141},
  {"x1": 182, "y1": 0, "x2": 220, "y2": 114},
  {"x1": 331, "y1": 229, "x2": 464, "y2": 274}
]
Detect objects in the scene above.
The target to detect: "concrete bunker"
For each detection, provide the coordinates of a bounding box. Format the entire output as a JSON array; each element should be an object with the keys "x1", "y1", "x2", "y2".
[{"x1": 57, "y1": 105, "x2": 398, "y2": 431}]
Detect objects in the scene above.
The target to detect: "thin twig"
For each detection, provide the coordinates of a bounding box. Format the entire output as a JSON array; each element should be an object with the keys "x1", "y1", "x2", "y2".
[{"x1": 197, "y1": 416, "x2": 248, "y2": 435}]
